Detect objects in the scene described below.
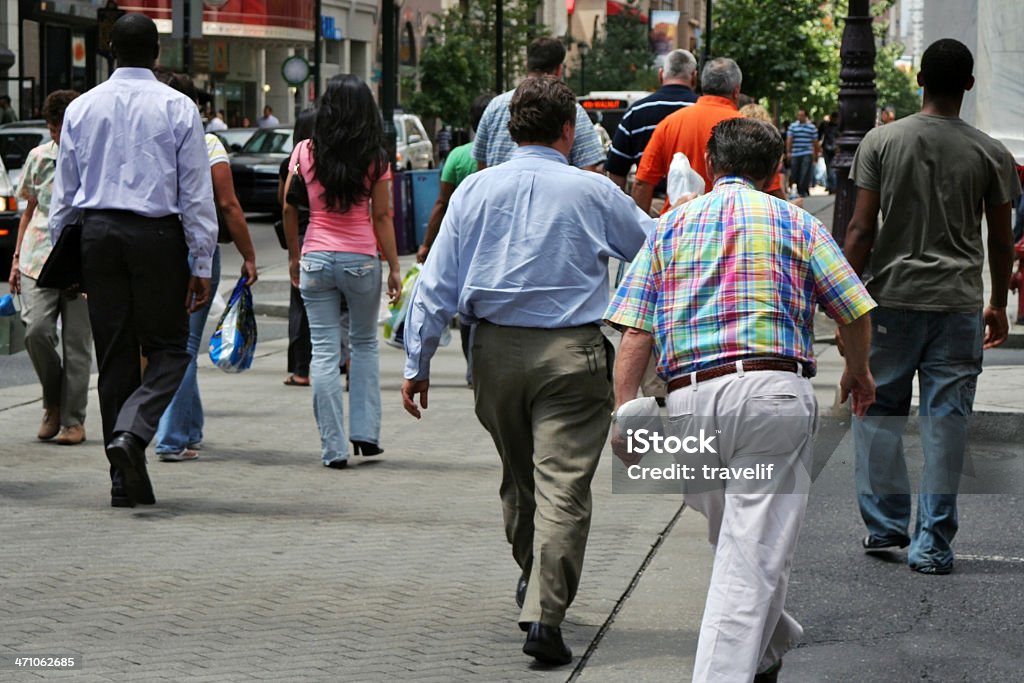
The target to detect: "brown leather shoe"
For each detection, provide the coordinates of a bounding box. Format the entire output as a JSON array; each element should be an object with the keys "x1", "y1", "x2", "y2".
[
  {"x1": 55, "y1": 424, "x2": 86, "y2": 445},
  {"x1": 37, "y1": 410, "x2": 60, "y2": 440}
]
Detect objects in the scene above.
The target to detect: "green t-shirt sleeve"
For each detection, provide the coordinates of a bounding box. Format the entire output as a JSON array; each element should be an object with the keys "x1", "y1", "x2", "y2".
[
  {"x1": 850, "y1": 130, "x2": 881, "y2": 192},
  {"x1": 440, "y1": 157, "x2": 458, "y2": 184}
]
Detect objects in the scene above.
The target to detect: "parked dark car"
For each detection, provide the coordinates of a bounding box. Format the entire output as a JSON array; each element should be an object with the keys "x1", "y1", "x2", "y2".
[{"x1": 230, "y1": 127, "x2": 293, "y2": 214}]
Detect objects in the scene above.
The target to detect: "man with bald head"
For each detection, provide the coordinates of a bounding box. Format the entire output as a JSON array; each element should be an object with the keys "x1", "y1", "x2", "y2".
[{"x1": 49, "y1": 13, "x2": 217, "y2": 508}]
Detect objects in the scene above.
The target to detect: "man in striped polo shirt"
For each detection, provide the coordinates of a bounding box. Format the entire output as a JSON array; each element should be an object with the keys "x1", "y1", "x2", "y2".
[
  {"x1": 786, "y1": 108, "x2": 819, "y2": 197},
  {"x1": 605, "y1": 49, "x2": 698, "y2": 192}
]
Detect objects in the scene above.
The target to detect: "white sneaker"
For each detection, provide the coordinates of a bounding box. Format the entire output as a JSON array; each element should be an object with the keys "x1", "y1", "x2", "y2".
[{"x1": 159, "y1": 449, "x2": 199, "y2": 462}]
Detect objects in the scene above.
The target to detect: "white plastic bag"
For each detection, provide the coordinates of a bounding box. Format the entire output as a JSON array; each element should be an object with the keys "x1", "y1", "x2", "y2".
[
  {"x1": 667, "y1": 152, "x2": 705, "y2": 207},
  {"x1": 209, "y1": 291, "x2": 227, "y2": 321}
]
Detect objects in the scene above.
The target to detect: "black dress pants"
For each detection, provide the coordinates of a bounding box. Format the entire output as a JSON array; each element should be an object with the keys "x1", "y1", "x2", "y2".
[{"x1": 80, "y1": 210, "x2": 192, "y2": 462}]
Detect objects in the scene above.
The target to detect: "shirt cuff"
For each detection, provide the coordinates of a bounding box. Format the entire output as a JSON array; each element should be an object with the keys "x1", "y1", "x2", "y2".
[{"x1": 190, "y1": 258, "x2": 213, "y2": 278}]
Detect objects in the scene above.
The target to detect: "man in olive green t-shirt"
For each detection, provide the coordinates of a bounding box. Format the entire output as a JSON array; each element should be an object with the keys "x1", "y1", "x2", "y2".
[{"x1": 843, "y1": 39, "x2": 1021, "y2": 576}]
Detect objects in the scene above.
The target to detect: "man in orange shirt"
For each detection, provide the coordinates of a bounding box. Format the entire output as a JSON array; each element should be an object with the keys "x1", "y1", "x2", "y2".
[{"x1": 632, "y1": 58, "x2": 744, "y2": 214}]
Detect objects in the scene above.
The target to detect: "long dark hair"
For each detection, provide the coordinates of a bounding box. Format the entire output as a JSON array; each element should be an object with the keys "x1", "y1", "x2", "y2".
[
  {"x1": 311, "y1": 74, "x2": 387, "y2": 212},
  {"x1": 294, "y1": 108, "x2": 317, "y2": 146}
]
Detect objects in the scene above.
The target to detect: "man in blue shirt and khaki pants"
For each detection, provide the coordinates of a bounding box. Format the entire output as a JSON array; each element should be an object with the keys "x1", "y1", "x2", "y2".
[
  {"x1": 49, "y1": 14, "x2": 218, "y2": 509},
  {"x1": 401, "y1": 76, "x2": 652, "y2": 667}
]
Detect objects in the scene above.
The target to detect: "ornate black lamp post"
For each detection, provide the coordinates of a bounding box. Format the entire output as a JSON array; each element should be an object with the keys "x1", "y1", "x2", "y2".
[{"x1": 831, "y1": 0, "x2": 876, "y2": 245}]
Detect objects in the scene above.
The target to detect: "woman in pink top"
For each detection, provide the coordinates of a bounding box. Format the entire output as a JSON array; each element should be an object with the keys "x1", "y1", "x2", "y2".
[{"x1": 283, "y1": 75, "x2": 401, "y2": 468}]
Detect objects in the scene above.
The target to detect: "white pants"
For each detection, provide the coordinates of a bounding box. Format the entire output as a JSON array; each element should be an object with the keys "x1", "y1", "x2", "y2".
[{"x1": 666, "y1": 366, "x2": 817, "y2": 683}]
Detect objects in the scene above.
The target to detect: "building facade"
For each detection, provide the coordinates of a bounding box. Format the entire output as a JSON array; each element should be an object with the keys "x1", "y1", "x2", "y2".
[{"x1": 10, "y1": 0, "x2": 379, "y2": 126}]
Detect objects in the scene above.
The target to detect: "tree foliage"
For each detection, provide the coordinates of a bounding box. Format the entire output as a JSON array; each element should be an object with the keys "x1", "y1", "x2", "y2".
[
  {"x1": 568, "y1": 0, "x2": 655, "y2": 94},
  {"x1": 713, "y1": 0, "x2": 920, "y2": 121},
  {"x1": 712, "y1": 0, "x2": 835, "y2": 117},
  {"x1": 408, "y1": 0, "x2": 545, "y2": 127},
  {"x1": 874, "y1": 42, "x2": 920, "y2": 119}
]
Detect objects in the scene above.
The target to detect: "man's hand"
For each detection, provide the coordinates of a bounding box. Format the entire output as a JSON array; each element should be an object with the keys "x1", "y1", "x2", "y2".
[
  {"x1": 668, "y1": 192, "x2": 697, "y2": 212},
  {"x1": 983, "y1": 304, "x2": 1009, "y2": 349},
  {"x1": 186, "y1": 276, "x2": 211, "y2": 313},
  {"x1": 416, "y1": 244, "x2": 429, "y2": 264},
  {"x1": 401, "y1": 379, "x2": 429, "y2": 419},
  {"x1": 610, "y1": 420, "x2": 643, "y2": 467},
  {"x1": 241, "y1": 260, "x2": 258, "y2": 286},
  {"x1": 840, "y1": 368, "x2": 876, "y2": 416}
]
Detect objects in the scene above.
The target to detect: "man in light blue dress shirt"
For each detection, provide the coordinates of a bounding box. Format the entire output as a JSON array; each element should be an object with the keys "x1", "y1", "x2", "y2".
[
  {"x1": 48, "y1": 13, "x2": 218, "y2": 509},
  {"x1": 401, "y1": 77, "x2": 652, "y2": 667}
]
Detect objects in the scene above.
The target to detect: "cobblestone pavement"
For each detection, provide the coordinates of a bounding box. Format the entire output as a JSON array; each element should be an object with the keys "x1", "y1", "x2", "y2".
[{"x1": 1, "y1": 336, "x2": 682, "y2": 682}]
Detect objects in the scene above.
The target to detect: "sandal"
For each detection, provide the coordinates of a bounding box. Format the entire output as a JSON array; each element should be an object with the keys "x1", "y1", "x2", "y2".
[{"x1": 283, "y1": 375, "x2": 310, "y2": 386}]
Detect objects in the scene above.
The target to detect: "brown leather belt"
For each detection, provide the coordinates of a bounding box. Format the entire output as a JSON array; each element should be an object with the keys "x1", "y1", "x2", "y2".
[{"x1": 667, "y1": 358, "x2": 809, "y2": 392}]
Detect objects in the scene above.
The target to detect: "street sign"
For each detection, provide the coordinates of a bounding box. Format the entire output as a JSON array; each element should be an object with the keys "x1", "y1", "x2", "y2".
[{"x1": 282, "y1": 56, "x2": 311, "y2": 86}]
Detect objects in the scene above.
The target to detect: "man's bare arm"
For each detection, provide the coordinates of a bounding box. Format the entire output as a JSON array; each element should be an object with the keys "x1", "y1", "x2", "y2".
[
  {"x1": 838, "y1": 313, "x2": 875, "y2": 416},
  {"x1": 608, "y1": 172, "x2": 628, "y2": 191},
  {"x1": 614, "y1": 328, "x2": 654, "y2": 412},
  {"x1": 843, "y1": 188, "x2": 881, "y2": 276},
  {"x1": 631, "y1": 179, "x2": 656, "y2": 215},
  {"x1": 983, "y1": 201, "x2": 1014, "y2": 348}
]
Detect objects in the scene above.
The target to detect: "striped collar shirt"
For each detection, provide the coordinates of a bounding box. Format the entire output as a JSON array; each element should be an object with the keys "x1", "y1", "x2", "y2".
[
  {"x1": 604, "y1": 176, "x2": 875, "y2": 379},
  {"x1": 605, "y1": 84, "x2": 697, "y2": 179},
  {"x1": 471, "y1": 88, "x2": 606, "y2": 169},
  {"x1": 787, "y1": 121, "x2": 818, "y2": 157}
]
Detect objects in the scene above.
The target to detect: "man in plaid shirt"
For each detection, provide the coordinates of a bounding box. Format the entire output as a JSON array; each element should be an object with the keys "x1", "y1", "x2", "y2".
[{"x1": 605, "y1": 118, "x2": 876, "y2": 682}]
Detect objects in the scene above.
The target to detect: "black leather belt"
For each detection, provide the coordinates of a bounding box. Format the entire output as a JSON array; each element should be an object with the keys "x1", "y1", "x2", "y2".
[{"x1": 667, "y1": 358, "x2": 810, "y2": 392}]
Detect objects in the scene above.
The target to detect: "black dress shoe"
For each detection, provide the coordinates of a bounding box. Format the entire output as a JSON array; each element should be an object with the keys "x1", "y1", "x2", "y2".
[
  {"x1": 106, "y1": 433, "x2": 155, "y2": 506},
  {"x1": 351, "y1": 440, "x2": 383, "y2": 456},
  {"x1": 111, "y1": 488, "x2": 135, "y2": 508},
  {"x1": 515, "y1": 574, "x2": 527, "y2": 609},
  {"x1": 522, "y1": 622, "x2": 572, "y2": 666}
]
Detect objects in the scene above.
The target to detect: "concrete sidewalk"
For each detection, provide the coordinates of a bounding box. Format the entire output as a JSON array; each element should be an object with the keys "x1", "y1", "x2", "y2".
[{"x1": 1, "y1": 325, "x2": 693, "y2": 681}]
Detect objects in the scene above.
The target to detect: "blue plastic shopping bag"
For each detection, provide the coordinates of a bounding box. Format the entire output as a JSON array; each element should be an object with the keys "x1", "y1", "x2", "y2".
[{"x1": 209, "y1": 276, "x2": 257, "y2": 372}]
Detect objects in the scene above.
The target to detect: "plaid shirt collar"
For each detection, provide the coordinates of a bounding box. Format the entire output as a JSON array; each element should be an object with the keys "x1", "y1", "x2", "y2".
[{"x1": 712, "y1": 175, "x2": 757, "y2": 190}]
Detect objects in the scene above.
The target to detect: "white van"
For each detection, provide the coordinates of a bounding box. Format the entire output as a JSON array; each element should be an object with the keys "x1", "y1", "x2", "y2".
[{"x1": 394, "y1": 113, "x2": 434, "y2": 170}]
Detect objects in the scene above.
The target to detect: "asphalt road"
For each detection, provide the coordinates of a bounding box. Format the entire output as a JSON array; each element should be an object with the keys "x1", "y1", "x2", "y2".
[
  {"x1": 783, "y1": 425, "x2": 1024, "y2": 682},
  {"x1": 0, "y1": 215, "x2": 288, "y2": 390}
]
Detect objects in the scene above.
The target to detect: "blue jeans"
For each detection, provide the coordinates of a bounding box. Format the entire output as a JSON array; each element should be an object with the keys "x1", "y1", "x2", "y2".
[
  {"x1": 790, "y1": 154, "x2": 813, "y2": 197},
  {"x1": 299, "y1": 251, "x2": 382, "y2": 464},
  {"x1": 853, "y1": 307, "x2": 982, "y2": 570},
  {"x1": 154, "y1": 248, "x2": 222, "y2": 454}
]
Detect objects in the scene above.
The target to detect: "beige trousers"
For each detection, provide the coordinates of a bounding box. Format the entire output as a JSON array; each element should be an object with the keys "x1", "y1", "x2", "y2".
[
  {"x1": 472, "y1": 322, "x2": 614, "y2": 628},
  {"x1": 667, "y1": 366, "x2": 817, "y2": 682}
]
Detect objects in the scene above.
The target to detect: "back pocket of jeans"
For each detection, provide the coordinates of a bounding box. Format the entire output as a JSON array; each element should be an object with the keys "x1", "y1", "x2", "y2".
[
  {"x1": 342, "y1": 262, "x2": 378, "y2": 296},
  {"x1": 299, "y1": 259, "x2": 329, "y2": 291}
]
